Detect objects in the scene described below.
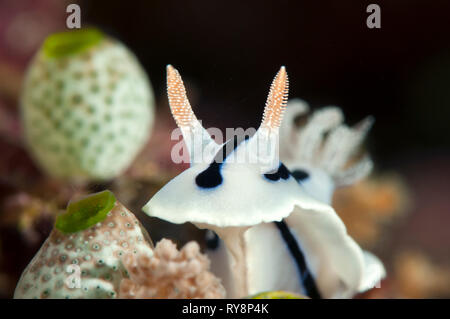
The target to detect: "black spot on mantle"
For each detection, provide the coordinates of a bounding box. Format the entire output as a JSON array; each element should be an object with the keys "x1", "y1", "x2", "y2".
[
  {"x1": 195, "y1": 135, "x2": 248, "y2": 189},
  {"x1": 264, "y1": 163, "x2": 290, "y2": 181},
  {"x1": 195, "y1": 161, "x2": 223, "y2": 189},
  {"x1": 274, "y1": 221, "x2": 322, "y2": 299},
  {"x1": 291, "y1": 169, "x2": 310, "y2": 182}
]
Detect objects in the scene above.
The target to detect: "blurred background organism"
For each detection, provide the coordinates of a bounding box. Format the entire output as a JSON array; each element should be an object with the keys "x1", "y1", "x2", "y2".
[
  {"x1": 21, "y1": 28, "x2": 154, "y2": 181},
  {"x1": 0, "y1": 0, "x2": 449, "y2": 298}
]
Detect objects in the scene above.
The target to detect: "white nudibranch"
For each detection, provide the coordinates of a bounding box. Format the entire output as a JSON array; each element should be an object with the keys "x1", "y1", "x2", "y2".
[{"x1": 142, "y1": 65, "x2": 385, "y2": 298}]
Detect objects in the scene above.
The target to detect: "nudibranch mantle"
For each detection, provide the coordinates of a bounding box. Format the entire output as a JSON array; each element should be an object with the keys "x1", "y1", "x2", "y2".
[
  {"x1": 143, "y1": 65, "x2": 382, "y2": 298},
  {"x1": 144, "y1": 65, "x2": 326, "y2": 227},
  {"x1": 144, "y1": 141, "x2": 338, "y2": 228}
]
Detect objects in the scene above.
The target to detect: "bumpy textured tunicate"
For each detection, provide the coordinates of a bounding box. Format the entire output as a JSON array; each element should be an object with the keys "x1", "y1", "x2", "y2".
[
  {"x1": 14, "y1": 191, "x2": 154, "y2": 299},
  {"x1": 21, "y1": 28, "x2": 154, "y2": 180}
]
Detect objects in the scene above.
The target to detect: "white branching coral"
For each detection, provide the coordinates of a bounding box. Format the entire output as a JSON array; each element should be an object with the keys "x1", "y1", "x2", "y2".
[
  {"x1": 280, "y1": 99, "x2": 374, "y2": 190},
  {"x1": 119, "y1": 239, "x2": 226, "y2": 299}
]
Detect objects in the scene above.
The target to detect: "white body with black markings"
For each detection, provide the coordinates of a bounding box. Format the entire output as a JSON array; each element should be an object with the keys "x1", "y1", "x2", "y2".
[{"x1": 143, "y1": 65, "x2": 385, "y2": 298}]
